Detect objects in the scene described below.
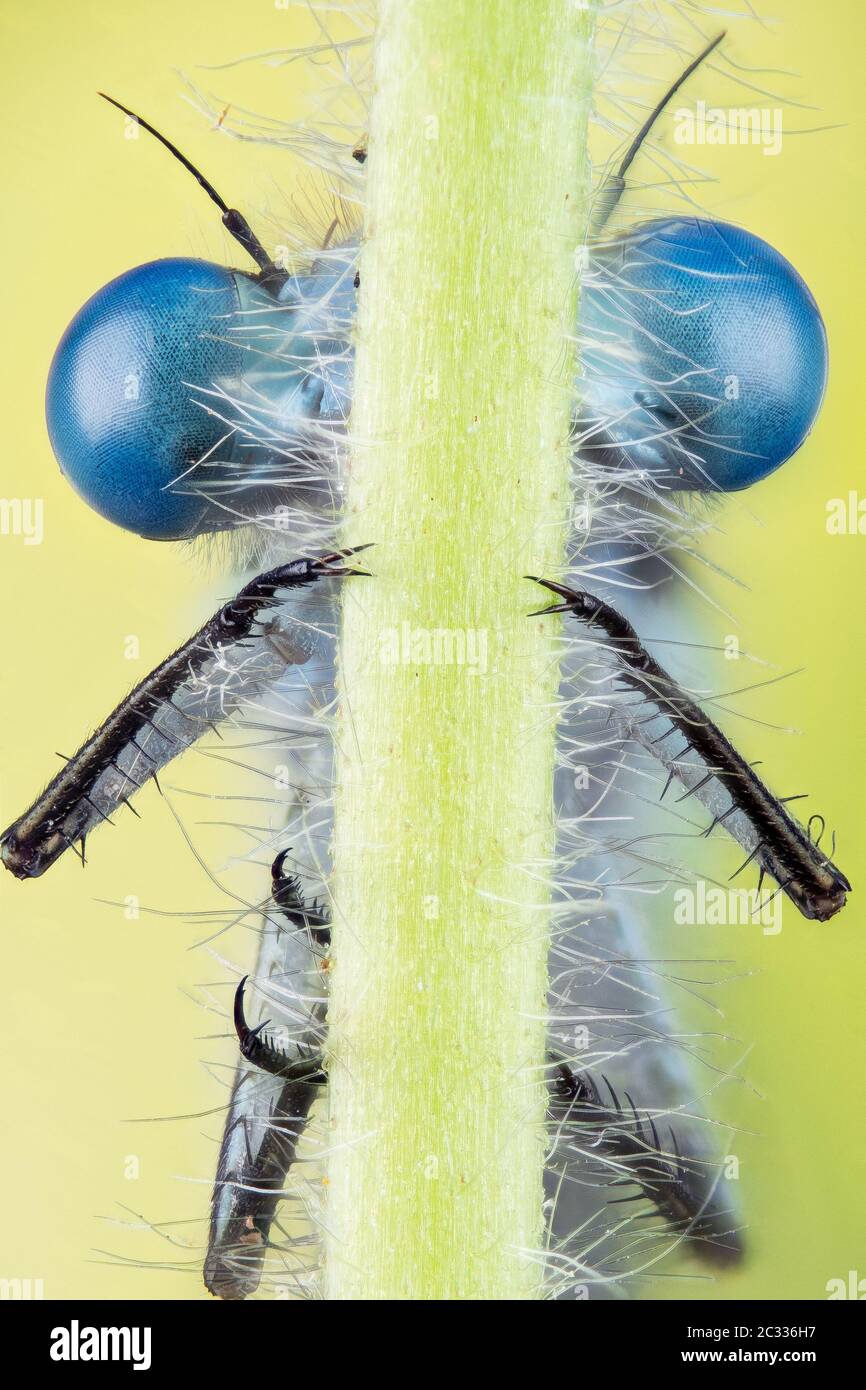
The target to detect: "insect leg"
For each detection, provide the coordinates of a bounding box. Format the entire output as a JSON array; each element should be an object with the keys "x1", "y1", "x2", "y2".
[
  {"x1": 528, "y1": 577, "x2": 850, "y2": 921},
  {"x1": 98, "y1": 94, "x2": 289, "y2": 291},
  {"x1": 205, "y1": 869, "x2": 331, "y2": 1301},
  {"x1": 0, "y1": 548, "x2": 370, "y2": 880},
  {"x1": 272, "y1": 847, "x2": 331, "y2": 949},
  {"x1": 550, "y1": 1056, "x2": 743, "y2": 1268}
]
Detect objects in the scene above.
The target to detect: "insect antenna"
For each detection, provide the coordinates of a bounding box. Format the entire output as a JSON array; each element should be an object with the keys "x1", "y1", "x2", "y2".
[
  {"x1": 98, "y1": 92, "x2": 289, "y2": 290},
  {"x1": 590, "y1": 30, "x2": 726, "y2": 236}
]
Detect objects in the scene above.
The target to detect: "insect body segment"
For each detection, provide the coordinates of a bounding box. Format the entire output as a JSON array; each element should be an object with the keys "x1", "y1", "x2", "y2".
[
  {"x1": 0, "y1": 550, "x2": 368, "y2": 879},
  {"x1": 530, "y1": 578, "x2": 850, "y2": 921},
  {"x1": 212, "y1": 872, "x2": 741, "y2": 1298}
]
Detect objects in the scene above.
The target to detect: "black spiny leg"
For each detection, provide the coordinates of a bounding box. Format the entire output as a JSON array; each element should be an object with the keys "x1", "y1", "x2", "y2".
[
  {"x1": 204, "y1": 877, "x2": 332, "y2": 1301},
  {"x1": 528, "y1": 577, "x2": 849, "y2": 921},
  {"x1": 98, "y1": 93, "x2": 291, "y2": 292},
  {"x1": 272, "y1": 848, "x2": 331, "y2": 949},
  {"x1": 551, "y1": 1058, "x2": 743, "y2": 1268}
]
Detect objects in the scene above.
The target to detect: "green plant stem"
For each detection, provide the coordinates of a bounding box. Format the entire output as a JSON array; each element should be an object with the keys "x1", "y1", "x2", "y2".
[{"x1": 326, "y1": 0, "x2": 596, "y2": 1300}]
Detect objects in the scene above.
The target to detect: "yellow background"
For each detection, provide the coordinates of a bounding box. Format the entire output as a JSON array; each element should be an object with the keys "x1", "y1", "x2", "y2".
[{"x1": 0, "y1": 0, "x2": 863, "y2": 1300}]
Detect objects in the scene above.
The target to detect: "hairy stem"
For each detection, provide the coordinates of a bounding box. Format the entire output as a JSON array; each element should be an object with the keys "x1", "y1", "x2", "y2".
[{"x1": 327, "y1": 0, "x2": 595, "y2": 1300}]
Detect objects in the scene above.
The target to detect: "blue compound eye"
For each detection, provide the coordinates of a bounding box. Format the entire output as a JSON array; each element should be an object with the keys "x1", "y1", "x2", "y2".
[
  {"x1": 46, "y1": 258, "x2": 248, "y2": 539},
  {"x1": 581, "y1": 217, "x2": 828, "y2": 492}
]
